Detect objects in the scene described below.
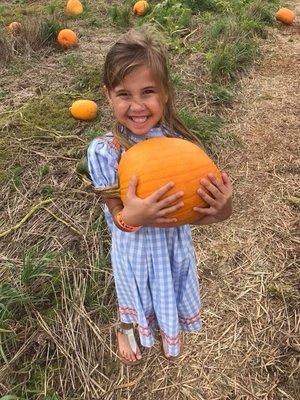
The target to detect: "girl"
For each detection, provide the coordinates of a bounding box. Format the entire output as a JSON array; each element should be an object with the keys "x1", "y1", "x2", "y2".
[{"x1": 87, "y1": 26, "x2": 232, "y2": 365}]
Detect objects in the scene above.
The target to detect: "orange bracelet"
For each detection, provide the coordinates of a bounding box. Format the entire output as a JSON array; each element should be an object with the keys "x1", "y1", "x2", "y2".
[{"x1": 116, "y1": 212, "x2": 142, "y2": 232}]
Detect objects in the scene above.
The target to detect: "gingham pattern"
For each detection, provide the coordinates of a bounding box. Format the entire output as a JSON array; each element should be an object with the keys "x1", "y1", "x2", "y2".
[{"x1": 87, "y1": 127, "x2": 202, "y2": 356}]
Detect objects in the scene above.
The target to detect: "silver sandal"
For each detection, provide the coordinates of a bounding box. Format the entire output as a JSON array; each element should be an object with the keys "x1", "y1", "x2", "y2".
[{"x1": 116, "y1": 323, "x2": 141, "y2": 366}]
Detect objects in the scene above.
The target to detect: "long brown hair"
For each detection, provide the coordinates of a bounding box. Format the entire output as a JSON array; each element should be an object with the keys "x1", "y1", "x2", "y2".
[{"x1": 103, "y1": 25, "x2": 201, "y2": 150}]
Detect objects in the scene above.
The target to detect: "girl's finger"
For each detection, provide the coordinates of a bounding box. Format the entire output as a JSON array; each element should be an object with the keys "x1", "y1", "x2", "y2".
[
  {"x1": 157, "y1": 191, "x2": 184, "y2": 208},
  {"x1": 193, "y1": 206, "x2": 212, "y2": 215},
  {"x1": 148, "y1": 181, "x2": 175, "y2": 202},
  {"x1": 157, "y1": 201, "x2": 184, "y2": 217},
  {"x1": 155, "y1": 217, "x2": 178, "y2": 224},
  {"x1": 197, "y1": 188, "x2": 217, "y2": 206},
  {"x1": 126, "y1": 176, "x2": 138, "y2": 198},
  {"x1": 202, "y1": 175, "x2": 225, "y2": 197}
]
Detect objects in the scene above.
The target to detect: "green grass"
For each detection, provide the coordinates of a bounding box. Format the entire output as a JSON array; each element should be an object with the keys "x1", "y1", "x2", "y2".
[
  {"x1": 206, "y1": 83, "x2": 234, "y2": 104},
  {"x1": 206, "y1": 39, "x2": 258, "y2": 82},
  {"x1": 179, "y1": 108, "x2": 224, "y2": 141},
  {"x1": 110, "y1": 3, "x2": 132, "y2": 29},
  {"x1": 19, "y1": 94, "x2": 77, "y2": 135},
  {"x1": 75, "y1": 65, "x2": 102, "y2": 93}
]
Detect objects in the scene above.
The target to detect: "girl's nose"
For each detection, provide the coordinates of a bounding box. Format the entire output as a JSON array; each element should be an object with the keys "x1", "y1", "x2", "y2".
[{"x1": 130, "y1": 98, "x2": 146, "y2": 111}]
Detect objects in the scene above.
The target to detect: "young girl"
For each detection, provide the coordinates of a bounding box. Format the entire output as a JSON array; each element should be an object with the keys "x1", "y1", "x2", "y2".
[{"x1": 87, "y1": 26, "x2": 232, "y2": 365}]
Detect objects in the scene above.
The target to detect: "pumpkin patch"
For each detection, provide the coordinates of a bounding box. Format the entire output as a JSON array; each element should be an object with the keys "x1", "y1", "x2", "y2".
[{"x1": 118, "y1": 137, "x2": 222, "y2": 227}]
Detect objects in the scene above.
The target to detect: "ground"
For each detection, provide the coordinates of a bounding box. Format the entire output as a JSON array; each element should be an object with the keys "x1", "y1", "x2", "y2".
[{"x1": 0, "y1": 1, "x2": 299, "y2": 399}]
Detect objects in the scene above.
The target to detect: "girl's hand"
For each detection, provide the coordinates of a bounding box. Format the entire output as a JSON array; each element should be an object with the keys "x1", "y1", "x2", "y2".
[
  {"x1": 121, "y1": 176, "x2": 184, "y2": 227},
  {"x1": 193, "y1": 172, "x2": 232, "y2": 225}
]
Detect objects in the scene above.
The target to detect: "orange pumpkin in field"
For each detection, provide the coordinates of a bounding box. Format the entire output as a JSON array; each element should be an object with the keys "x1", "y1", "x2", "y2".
[
  {"x1": 57, "y1": 29, "x2": 78, "y2": 48},
  {"x1": 8, "y1": 21, "x2": 22, "y2": 34},
  {"x1": 66, "y1": 0, "x2": 83, "y2": 15},
  {"x1": 133, "y1": 1, "x2": 149, "y2": 16},
  {"x1": 275, "y1": 8, "x2": 296, "y2": 25},
  {"x1": 118, "y1": 137, "x2": 222, "y2": 227}
]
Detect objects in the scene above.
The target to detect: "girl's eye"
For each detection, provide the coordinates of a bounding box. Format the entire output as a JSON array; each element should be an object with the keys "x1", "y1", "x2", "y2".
[
  {"x1": 117, "y1": 92, "x2": 129, "y2": 97},
  {"x1": 144, "y1": 89, "x2": 155, "y2": 95}
]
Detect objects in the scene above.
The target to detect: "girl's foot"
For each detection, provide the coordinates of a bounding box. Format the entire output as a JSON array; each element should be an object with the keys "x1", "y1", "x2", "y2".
[
  {"x1": 160, "y1": 332, "x2": 183, "y2": 360},
  {"x1": 116, "y1": 323, "x2": 142, "y2": 366}
]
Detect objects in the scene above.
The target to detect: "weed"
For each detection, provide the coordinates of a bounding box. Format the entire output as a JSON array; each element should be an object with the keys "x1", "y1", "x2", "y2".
[
  {"x1": 41, "y1": 18, "x2": 63, "y2": 45},
  {"x1": 41, "y1": 185, "x2": 54, "y2": 197},
  {"x1": 183, "y1": 0, "x2": 220, "y2": 13},
  {"x1": 0, "y1": 284, "x2": 32, "y2": 316},
  {"x1": 46, "y1": 0, "x2": 64, "y2": 16},
  {"x1": 61, "y1": 53, "x2": 81, "y2": 67},
  {"x1": 8, "y1": 164, "x2": 23, "y2": 187},
  {"x1": 206, "y1": 83, "x2": 233, "y2": 104},
  {"x1": 37, "y1": 165, "x2": 50, "y2": 177},
  {"x1": 21, "y1": 247, "x2": 54, "y2": 285},
  {"x1": 179, "y1": 108, "x2": 223, "y2": 141},
  {"x1": 244, "y1": 0, "x2": 276, "y2": 26},
  {"x1": 0, "y1": 89, "x2": 9, "y2": 99},
  {"x1": 110, "y1": 4, "x2": 132, "y2": 29},
  {"x1": 21, "y1": 94, "x2": 76, "y2": 134},
  {"x1": 84, "y1": 128, "x2": 102, "y2": 141},
  {"x1": 141, "y1": 0, "x2": 192, "y2": 38},
  {"x1": 171, "y1": 73, "x2": 185, "y2": 88},
  {"x1": 75, "y1": 66, "x2": 102, "y2": 93},
  {"x1": 206, "y1": 38, "x2": 257, "y2": 82}
]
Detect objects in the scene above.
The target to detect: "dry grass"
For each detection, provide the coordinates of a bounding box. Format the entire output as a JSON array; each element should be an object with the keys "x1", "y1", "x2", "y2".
[{"x1": 0, "y1": 1, "x2": 299, "y2": 399}]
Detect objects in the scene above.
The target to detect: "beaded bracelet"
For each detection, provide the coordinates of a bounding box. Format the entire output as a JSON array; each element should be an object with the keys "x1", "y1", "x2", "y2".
[{"x1": 116, "y1": 212, "x2": 142, "y2": 232}]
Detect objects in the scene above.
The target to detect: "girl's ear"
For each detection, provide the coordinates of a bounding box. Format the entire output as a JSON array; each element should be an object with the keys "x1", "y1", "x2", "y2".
[{"x1": 104, "y1": 85, "x2": 113, "y2": 105}]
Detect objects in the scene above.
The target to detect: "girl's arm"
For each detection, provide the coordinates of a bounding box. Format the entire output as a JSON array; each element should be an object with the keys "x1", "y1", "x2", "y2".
[
  {"x1": 193, "y1": 172, "x2": 233, "y2": 225},
  {"x1": 104, "y1": 177, "x2": 185, "y2": 229},
  {"x1": 103, "y1": 197, "x2": 127, "y2": 231}
]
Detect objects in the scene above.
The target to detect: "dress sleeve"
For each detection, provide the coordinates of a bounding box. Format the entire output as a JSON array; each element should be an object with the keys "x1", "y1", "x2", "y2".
[{"x1": 87, "y1": 137, "x2": 119, "y2": 189}]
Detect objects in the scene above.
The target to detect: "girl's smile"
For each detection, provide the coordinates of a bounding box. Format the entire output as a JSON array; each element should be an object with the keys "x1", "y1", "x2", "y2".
[{"x1": 106, "y1": 66, "x2": 168, "y2": 135}]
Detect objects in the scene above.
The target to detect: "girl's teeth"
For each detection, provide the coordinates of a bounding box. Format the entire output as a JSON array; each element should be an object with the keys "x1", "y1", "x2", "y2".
[{"x1": 131, "y1": 117, "x2": 147, "y2": 123}]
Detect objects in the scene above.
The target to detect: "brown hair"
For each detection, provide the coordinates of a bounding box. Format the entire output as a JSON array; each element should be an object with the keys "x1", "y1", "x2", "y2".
[{"x1": 103, "y1": 25, "x2": 201, "y2": 150}]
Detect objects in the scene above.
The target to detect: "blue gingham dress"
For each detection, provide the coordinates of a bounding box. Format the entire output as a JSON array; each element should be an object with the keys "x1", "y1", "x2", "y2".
[{"x1": 87, "y1": 127, "x2": 202, "y2": 356}]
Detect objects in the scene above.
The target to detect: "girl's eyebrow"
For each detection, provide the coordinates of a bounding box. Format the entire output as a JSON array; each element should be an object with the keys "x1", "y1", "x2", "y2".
[{"x1": 114, "y1": 85, "x2": 157, "y2": 94}]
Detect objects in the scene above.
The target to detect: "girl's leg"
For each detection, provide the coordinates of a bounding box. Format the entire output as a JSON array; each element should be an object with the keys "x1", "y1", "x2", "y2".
[
  {"x1": 116, "y1": 322, "x2": 142, "y2": 364},
  {"x1": 160, "y1": 330, "x2": 183, "y2": 359}
]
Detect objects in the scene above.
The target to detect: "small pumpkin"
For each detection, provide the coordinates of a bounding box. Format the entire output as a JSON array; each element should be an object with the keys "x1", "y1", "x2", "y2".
[
  {"x1": 69, "y1": 100, "x2": 98, "y2": 121},
  {"x1": 57, "y1": 29, "x2": 78, "y2": 48},
  {"x1": 8, "y1": 21, "x2": 22, "y2": 34},
  {"x1": 66, "y1": 0, "x2": 83, "y2": 16},
  {"x1": 118, "y1": 137, "x2": 222, "y2": 227},
  {"x1": 133, "y1": 1, "x2": 149, "y2": 16},
  {"x1": 275, "y1": 8, "x2": 296, "y2": 25}
]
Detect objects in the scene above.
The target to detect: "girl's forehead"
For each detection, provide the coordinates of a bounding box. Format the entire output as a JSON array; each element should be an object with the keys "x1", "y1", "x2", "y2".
[{"x1": 114, "y1": 65, "x2": 162, "y2": 90}]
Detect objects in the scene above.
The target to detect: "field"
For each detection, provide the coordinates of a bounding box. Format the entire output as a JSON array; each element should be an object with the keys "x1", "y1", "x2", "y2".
[{"x1": 0, "y1": 1, "x2": 299, "y2": 399}]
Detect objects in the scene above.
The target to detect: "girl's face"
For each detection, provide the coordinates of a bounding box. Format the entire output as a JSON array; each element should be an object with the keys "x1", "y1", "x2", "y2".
[{"x1": 105, "y1": 65, "x2": 168, "y2": 135}]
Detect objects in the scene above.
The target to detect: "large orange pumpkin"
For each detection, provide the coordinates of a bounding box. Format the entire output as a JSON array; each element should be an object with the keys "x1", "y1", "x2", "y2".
[
  {"x1": 118, "y1": 137, "x2": 222, "y2": 227},
  {"x1": 275, "y1": 8, "x2": 296, "y2": 25}
]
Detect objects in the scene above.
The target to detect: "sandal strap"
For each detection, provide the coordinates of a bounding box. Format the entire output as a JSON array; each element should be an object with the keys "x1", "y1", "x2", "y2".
[{"x1": 116, "y1": 326, "x2": 138, "y2": 354}]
